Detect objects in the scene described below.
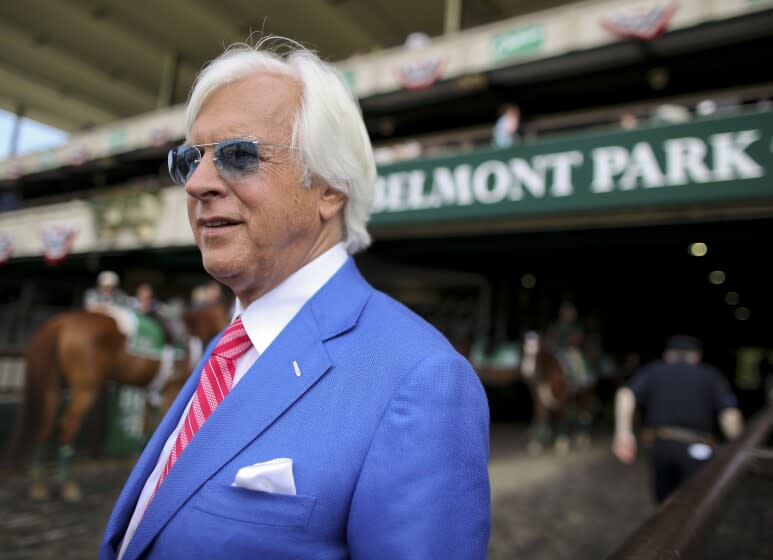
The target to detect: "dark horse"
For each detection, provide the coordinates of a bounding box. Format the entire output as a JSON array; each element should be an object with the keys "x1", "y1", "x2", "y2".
[
  {"x1": 518, "y1": 331, "x2": 596, "y2": 454},
  {"x1": 11, "y1": 301, "x2": 230, "y2": 502},
  {"x1": 471, "y1": 331, "x2": 596, "y2": 454}
]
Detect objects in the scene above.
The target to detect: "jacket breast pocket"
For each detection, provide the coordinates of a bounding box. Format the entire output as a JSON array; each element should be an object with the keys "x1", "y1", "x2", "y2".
[{"x1": 192, "y1": 482, "x2": 317, "y2": 529}]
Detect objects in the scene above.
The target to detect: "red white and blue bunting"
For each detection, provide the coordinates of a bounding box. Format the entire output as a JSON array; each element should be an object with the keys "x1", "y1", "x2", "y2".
[{"x1": 40, "y1": 225, "x2": 77, "y2": 265}]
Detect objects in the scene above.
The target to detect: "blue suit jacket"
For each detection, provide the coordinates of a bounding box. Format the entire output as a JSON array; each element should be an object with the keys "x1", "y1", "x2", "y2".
[{"x1": 100, "y1": 259, "x2": 490, "y2": 559}]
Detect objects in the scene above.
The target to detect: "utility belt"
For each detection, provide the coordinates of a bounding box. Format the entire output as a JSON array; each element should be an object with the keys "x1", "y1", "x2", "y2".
[{"x1": 653, "y1": 426, "x2": 716, "y2": 447}]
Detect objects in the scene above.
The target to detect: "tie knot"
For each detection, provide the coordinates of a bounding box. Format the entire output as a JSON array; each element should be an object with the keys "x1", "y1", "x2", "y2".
[{"x1": 212, "y1": 317, "x2": 252, "y2": 360}]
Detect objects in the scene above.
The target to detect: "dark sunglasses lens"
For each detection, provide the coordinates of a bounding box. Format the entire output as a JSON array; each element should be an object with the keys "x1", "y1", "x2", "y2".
[
  {"x1": 215, "y1": 141, "x2": 259, "y2": 178},
  {"x1": 168, "y1": 146, "x2": 200, "y2": 185}
]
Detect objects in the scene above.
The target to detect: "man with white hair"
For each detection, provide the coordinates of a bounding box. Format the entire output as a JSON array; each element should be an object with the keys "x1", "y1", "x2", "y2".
[
  {"x1": 101, "y1": 37, "x2": 490, "y2": 560},
  {"x1": 613, "y1": 334, "x2": 744, "y2": 503}
]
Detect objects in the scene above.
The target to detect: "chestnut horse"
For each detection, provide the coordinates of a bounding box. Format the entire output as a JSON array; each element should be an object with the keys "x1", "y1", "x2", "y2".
[{"x1": 12, "y1": 301, "x2": 230, "y2": 502}]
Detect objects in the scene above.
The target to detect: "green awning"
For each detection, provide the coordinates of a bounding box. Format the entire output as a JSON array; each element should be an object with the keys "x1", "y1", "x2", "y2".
[{"x1": 372, "y1": 109, "x2": 772, "y2": 227}]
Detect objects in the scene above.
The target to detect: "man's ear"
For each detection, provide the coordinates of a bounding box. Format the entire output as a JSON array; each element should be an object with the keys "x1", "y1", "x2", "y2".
[{"x1": 317, "y1": 180, "x2": 347, "y2": 221}]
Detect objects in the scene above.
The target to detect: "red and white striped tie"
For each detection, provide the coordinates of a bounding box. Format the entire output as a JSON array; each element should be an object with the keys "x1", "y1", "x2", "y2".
[{"x1": 151, "y1": 317, "x2": 251, "y2": 497}]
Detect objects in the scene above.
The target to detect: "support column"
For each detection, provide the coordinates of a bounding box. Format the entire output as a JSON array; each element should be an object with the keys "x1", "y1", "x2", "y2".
[
  {"x1": 8, "y1": 103, "x2": 24, "y2": 157},
  {"x1": 444, "y1": 0, "x2": 462, "y2": 34},
  {"x1": 157, "y1": 50, "x2": 180, "y2": 108}
]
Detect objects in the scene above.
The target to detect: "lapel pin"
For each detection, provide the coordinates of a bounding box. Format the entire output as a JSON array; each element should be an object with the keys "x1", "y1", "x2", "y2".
[{"x1": 292, "y1": 360, "x2": 302, "y2": 377}]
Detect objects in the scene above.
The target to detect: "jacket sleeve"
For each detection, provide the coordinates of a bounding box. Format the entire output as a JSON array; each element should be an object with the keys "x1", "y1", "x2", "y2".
[{"x1": 346, "y1": 351, "x2": 491, "y2": 559}]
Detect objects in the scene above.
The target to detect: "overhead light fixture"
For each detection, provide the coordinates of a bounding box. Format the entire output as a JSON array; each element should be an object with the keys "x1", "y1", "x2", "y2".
[
  {"x1": 725, "y1": 292, "x2": 740, "y2": 305},
  {"x1": 647, "y1": 67, "x2": 670, "y2": 90},
  {"x1": 734, "y1": 307, "x2": 750, "y2": 321},
  {"x1": 708, "y1": 270, "x2": 725, "y2": 285},
  {"x1": 688, "y1": 242, "x2": 708, "y2": 257}
]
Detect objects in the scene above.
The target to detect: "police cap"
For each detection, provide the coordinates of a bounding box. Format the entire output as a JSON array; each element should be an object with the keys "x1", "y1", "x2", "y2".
[{"x1": 665, "y1": 334, "x2": 703, "y2": 352}]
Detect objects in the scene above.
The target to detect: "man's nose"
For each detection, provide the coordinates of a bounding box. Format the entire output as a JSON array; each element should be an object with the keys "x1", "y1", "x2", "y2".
[{"x1": 185, "y1": 151, "x2": 226, "y2": 198}]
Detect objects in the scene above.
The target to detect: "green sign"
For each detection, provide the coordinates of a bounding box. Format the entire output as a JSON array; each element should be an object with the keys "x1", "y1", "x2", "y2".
[
  {"x1": 109, "y1": 128, "x2": 129, "y2": 151},
  {"x1": 106, "y1": 385, "x2": 148, "y2": 455},
  {"x1": 372, "y1": 110, "x2": 773, "y2": 226},
  {"x1": 492, "y1": 25, "x2": 544, "y2": 61}
]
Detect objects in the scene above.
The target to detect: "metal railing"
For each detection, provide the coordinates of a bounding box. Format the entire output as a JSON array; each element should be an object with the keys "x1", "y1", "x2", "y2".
[{"x1": 607, "y1": 402, "x2": 773, "y2": 559}]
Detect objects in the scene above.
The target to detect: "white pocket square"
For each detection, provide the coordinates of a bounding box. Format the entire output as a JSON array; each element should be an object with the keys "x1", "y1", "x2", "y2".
[{"x1": 232, "y1": 457, "x2": 297, "y2": 495}]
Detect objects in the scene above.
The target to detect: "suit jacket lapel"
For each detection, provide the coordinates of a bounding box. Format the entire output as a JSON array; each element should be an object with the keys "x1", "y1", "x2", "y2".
[{"x1": 123, "y1": 259, "x2": 372, "y2": 560}]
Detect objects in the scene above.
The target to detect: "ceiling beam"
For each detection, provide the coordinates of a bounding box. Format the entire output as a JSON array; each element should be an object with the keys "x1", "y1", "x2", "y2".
[
  {"x1": 213, "y1": 0, "x2": 382, "y2": 60},
  {"x1": 0, "y1": 21, "x2": 156, "y2": 116},
  {"x1": 63, "y1": 0, "x2": 242, "y2": 65},
  {"x1": 316, "y1": 0, "x2": 423, "y2": 49},
  {"x1": 0, "y1": 0, "x2": 163, "y2": 87},
  {"x1": 0, "y1": 63, "x2": 117, "y2": 132}
]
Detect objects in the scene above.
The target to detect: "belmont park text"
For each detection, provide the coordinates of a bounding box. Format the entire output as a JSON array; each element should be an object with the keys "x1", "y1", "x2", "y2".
[{"x1": 372, "y1": 130, "x2": 764, "y2": 213}]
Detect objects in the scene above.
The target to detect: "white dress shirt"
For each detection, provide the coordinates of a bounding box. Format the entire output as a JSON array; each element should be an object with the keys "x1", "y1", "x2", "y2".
[{"x1": 117, "y1": 243, "x2": 348, "y2": 559}]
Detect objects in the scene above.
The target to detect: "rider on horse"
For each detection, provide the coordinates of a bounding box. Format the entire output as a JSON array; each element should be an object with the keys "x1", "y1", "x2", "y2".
[
  {"x1": 85, "y1": 273, "x2": 186, "y2": 410},
  {"x1": 546, "y1": 301, "x2": 594, "y2": 392},
  {"x1": 84, "y1": 270, "x2": 128, "y2": 309}
]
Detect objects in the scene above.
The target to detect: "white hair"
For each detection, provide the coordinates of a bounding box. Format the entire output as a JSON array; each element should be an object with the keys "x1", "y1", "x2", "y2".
[{"x1": 184, "y1": 36, "x2": 376, "y2": 254}]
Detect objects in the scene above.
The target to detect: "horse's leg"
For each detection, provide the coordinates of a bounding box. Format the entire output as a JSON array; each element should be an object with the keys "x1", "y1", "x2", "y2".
[
  {"x1": 574, "y1": 388, "x2": 595, "y2": 449},
  {"x1": 528, "y1": 384, "x2": 551, "y2": 455},
  {"x1": 29, "y1": 384, "x2": 61, "y2": 500},
  {"x1": 552, "y1": 377, "x2": 571, "y2": 455},
  {"x1": 55, "y1": 325, "x2": 115, "y2": 503},
  {"x1": 553, "y1": 406, "x2": 571, "y2": 455},
  {"x1": 56, "y1": 386, "x2": 97, "y2": 502}
]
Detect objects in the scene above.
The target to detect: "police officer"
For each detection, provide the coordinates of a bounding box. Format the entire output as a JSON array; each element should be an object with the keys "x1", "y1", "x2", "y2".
[{"x1": 612, "y1": 334, "x2": 744, "y2": 503}]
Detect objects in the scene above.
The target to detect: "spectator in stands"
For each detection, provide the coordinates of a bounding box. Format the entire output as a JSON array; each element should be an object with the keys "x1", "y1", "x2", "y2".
[
  {"x1": 83, "y1": 270, "x2": 128, "y2": 311},
  {"x1": 613, "y1": 335, "x2": 744, "y2": 504},
  {"x1": 650, "y1": 103, "x2": 690, "y2": 124},
  {"x1": 102, "y1": 36, "x2": 490, "y2": 560},
  {"x1": 492, "y1": 103, "x2": 521, "y2": 148},
  {"x1": 619, "y1": 111, "x2": 639, "y2": 130}
]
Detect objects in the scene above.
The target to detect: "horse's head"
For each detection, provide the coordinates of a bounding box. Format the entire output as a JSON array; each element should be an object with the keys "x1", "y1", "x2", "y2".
[
  {"x1": 522, "y1": 331, "x2": 541, "y2": 356},
  {"x1": 520, "y1": 330, "x2": 541, "y2": 380},
  {"x1": 183, "y1": 302, "x2": 231, "y2": 347}
]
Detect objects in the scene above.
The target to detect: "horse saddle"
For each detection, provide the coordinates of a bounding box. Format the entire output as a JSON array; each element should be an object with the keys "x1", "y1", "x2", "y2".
[{"x1": 128, "y1": 312, "x2": 168, "y2": 357}]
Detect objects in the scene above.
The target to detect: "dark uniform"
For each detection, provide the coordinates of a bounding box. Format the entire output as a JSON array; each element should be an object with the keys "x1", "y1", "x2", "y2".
[{"x1": 626, "y1": 336, "x2": 738, "y2": 503}]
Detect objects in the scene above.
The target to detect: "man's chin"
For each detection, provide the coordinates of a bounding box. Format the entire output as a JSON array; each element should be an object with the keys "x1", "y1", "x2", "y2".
[{"x1": 201, "y1": 256, "x2": 237, "y2": 285}]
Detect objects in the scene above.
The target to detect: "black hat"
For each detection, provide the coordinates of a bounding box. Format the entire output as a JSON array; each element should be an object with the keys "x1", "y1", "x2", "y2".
[{"x1": 666, "y1": 335, "x2": 703, "y2": 352}]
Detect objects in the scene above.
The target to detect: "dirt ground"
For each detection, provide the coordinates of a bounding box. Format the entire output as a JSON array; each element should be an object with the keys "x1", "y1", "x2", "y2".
[
  {"x1": 0, "y1": 424, "x2": 653, "y2": 559},
  {"x1": 487, "y1": 424, "x2": 653, "y2": 559}
]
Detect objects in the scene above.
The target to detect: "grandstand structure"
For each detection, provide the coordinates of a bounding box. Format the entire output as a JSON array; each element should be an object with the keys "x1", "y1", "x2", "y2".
[{"x1": 1, "y1": 0, "x2": 772, "y2": 413}]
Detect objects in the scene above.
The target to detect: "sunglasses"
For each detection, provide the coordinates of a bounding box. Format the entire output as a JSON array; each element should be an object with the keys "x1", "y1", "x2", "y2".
[{"x1": 167, "y1": 139, "x2": 289, "y2": 186}]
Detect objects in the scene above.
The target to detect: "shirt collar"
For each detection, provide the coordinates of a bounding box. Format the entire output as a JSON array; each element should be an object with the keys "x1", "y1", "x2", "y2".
[{"x1": 231, "y1": 242, "x2": 348, "y2": 354}]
